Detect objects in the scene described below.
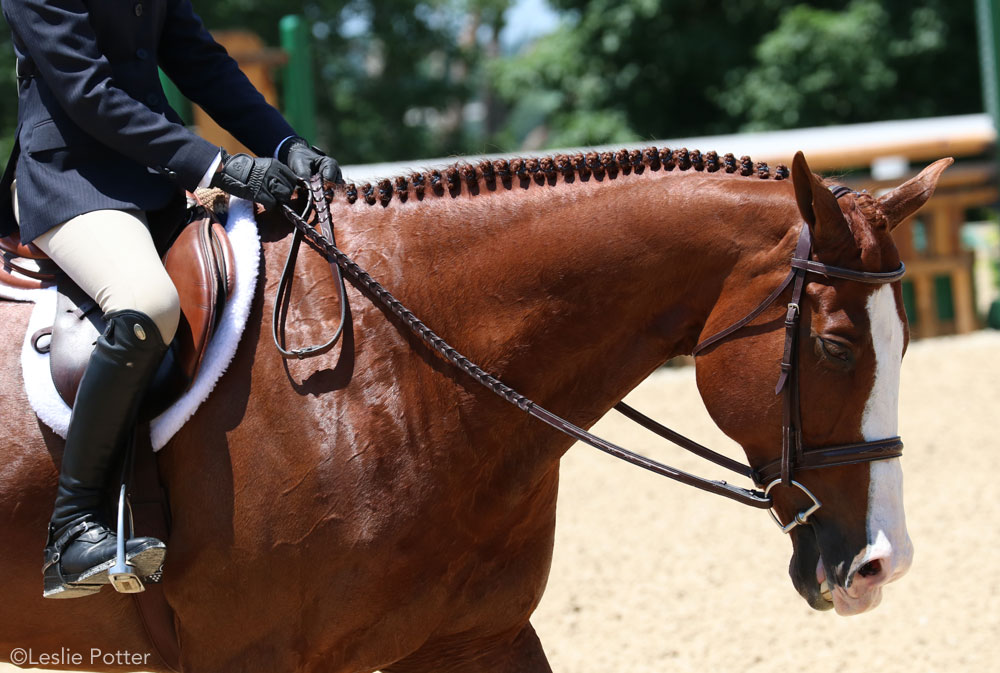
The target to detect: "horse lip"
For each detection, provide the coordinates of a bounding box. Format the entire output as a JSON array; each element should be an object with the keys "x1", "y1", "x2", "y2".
[
  {"x1": 787, "y1": 525, "x2": 829, "y2": 610},
  {"x1": 829, "y1": 584, "x2": 884, "y2": 615},
  {"x1": 815, "y1": 556, "x2": 878, "y2": 614},
  {"x1": 812, "y1": 559, "x2": 835, "y2": 609}
]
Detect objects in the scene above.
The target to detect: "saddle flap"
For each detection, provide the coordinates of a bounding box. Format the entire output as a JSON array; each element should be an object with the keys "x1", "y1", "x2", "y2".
[
  {"x1": 45, "y1": 201, "x2": 236, "y2": 411},
  {"x1": 212, "y1": 219, "x2": 236, "y2": 300},
  {"x1": 49, "y1": 282, "x2": 104, "y2": 406},
  {"x1": 163, "y1": 206, "x2": 235, "y2": 384}
]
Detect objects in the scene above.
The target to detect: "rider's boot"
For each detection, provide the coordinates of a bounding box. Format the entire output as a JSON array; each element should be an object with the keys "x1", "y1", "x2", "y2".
[{"x1": 43, "y1": 310, "x2": 169, "y2": 599}]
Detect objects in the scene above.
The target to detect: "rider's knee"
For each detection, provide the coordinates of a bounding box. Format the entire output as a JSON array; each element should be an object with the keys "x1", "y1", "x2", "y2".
[{"x1": 130, "y1": 277, "x2": 180, "y2": 345}]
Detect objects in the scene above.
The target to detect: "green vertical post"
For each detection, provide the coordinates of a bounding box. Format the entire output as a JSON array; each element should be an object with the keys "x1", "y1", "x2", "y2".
[
  {"x1": 159, "y1": 69, "x2": 192, "y2": 125},
  {"x1": 976, "y1": 0, "x2": 1000, "y2": 327},
  {"x1": 280, "y1": 15, "x2": 316, "y2": 143},
  {"x1": 901, "y1": 280, "x2": 918, "y2": 327},
  {"x1": 977, "y1": 0, "x2": 1000, "y2": 125}
]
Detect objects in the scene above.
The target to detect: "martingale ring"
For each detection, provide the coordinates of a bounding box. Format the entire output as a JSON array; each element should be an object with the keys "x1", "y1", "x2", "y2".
[{"x1": 764, "y1": 479, "x2": 822, "y2": 534}]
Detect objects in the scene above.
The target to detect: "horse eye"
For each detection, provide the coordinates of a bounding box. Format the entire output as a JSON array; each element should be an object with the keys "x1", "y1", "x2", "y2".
[{"x1": 816, "y1": 337, "x2": 854, "y2": 365}]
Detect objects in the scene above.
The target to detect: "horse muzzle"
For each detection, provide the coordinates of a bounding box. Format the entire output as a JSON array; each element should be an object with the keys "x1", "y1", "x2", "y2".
[{"x1": 789, "y1": 514, "x2": 913, "y2": 615}]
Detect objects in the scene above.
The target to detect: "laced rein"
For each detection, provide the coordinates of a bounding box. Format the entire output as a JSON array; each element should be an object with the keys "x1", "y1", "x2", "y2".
[
  {"x1": 274, "y1": 176, "x2": 906, "y2": 528},
  {"x1": 277, "y1": 176, "x2": 771, "y2": 508}
]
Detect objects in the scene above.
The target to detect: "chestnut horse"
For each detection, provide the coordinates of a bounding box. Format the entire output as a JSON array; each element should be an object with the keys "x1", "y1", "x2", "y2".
[{"x1": 0, "y1": 148, "x2": 949, "y2": 672}]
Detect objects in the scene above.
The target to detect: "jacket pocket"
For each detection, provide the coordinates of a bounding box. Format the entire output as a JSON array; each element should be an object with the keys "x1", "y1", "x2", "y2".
[{"x1": 27, "y1": 119, "x2": 100, "y2": 155}]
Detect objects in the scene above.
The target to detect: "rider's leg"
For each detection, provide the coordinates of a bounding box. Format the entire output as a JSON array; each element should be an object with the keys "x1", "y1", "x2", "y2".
[
  {"x1": 33, "y1": 208, "x2": 181, "y2": 340},
  {"x1": 29, "y1": 204, "x2": 180, "y2": 598}
]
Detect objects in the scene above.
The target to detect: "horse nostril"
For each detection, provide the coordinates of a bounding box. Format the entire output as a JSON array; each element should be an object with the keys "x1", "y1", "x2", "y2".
[{"x1": 858, "y1": 559, "x2": 882, "y2": 578}]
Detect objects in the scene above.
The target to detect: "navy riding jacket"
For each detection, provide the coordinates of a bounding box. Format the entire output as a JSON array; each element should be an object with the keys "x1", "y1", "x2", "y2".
[{"x1": 0, "y1": 0, "x2": 296, "y2": 243}]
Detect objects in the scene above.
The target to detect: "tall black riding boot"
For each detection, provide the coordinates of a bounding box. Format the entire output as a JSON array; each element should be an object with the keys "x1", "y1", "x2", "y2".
[{"x1": 43, "y1": 310, "x2": 169, "y2": 599}]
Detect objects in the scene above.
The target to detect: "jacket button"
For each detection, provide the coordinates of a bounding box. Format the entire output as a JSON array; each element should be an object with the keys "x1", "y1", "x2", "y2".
[
  {"x1": 135, "y1": 48, "x2": 149, "y2": 60},
  {"x1": 146, "y1": 93, "x2": 161, "y2": 106},
  {"x1": 134, "y1": 3, "x2": 143, "y2": 16}
]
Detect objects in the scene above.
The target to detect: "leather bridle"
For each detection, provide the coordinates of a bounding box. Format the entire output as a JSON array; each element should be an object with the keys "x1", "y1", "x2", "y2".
[
  {"x1": 279, "y1": 177, "x2": 905, "y2": 535},
  {"x1": 684, "y1": 186, "x2": 905, "y2": 531}
]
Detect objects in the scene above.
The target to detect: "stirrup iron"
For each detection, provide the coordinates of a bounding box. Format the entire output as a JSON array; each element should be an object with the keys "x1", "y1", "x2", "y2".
[{"x1": 108, "y1": 483, "x2": 144, "y2": 594}]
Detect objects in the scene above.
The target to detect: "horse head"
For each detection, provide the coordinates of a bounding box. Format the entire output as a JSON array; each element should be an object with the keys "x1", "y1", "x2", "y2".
[{"x1": 693, "y1": 152, "x2": 951, "y2": 615}]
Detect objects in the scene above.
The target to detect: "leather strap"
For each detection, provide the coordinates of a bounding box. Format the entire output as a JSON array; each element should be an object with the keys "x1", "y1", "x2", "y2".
[
  {"x1": 755, "y1": 437, "x2": 903, "y2": 485},
  {"x1": 691, "y1": 268, "x2": 796, "y2": 356},
  {"x1": 790, "y1": 258, "x2": 905, "y2": 283},
  {"x1": 50, "y1": 520, "x2": 97, "y2": 555},
  {"x1": 613, "y1": 402, "x2": 754, "y2": 478},
  {"x1": 777, "y1": 226, "x2": 812, "y2": 484},
  {"x1": 129, "y1": 427, "x2": 181, "y2": 673},
  {"x1": 31, "y1": 326, "x2": 52, "y2": 353},
  {"x1": 526, "y1": 405, "x2": 770, "y2": 507},
  {"x1": 1, "y1": 253, "x2": 62, "y2": 281},
  {"x1": 272, "y1": 176, "x2": 349, "y2": 359}
]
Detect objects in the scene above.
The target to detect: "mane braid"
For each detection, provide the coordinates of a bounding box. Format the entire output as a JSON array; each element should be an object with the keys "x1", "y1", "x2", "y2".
[{"x1": 332, "y1": 146, "x2": 790, "y2": 208}]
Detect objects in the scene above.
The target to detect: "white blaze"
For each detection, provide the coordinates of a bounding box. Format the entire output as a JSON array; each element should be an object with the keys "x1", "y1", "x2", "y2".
[{"x1": 854, "y1": 286, "x2": 912, "y2": 587}]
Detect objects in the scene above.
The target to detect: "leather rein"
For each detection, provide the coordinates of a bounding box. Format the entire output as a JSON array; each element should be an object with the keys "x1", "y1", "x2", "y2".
[{"x1": 276, "y1": 177, "x2": 905, "y2": 533}]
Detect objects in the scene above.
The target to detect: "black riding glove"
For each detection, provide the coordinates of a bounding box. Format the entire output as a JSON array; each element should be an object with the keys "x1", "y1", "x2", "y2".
[
  {"x1": 210, "y1": 150, "x2": 299, "y2": 210},
  {"x1": 278, "y1": 136, "x2": 343, "y2": 183}
]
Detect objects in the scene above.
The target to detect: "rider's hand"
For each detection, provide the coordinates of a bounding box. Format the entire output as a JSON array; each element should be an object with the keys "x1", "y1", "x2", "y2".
[
  {"x1": 279, "y1": 136, "x2": 343, "y2": 184},
  {"x1": 210, "y1": 150, "x2": 298, "y2": 210}
]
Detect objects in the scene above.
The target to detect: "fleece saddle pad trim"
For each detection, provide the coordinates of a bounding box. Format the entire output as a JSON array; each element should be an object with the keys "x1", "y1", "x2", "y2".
[{"x1": 20, "y1": 196, "x2": 260, "y2": 451}]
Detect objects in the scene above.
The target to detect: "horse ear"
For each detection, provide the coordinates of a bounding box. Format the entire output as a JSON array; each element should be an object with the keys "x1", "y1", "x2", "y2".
[
  {"x1": 878, "y1": 157, "x2": 954, "y2": 231},
  {"x1": 791, "y1": 151, "x2": 849, "y2": 251}
]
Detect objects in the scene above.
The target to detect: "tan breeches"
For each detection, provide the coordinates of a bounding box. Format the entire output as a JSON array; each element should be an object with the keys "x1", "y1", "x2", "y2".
[{"x1": 13, "y1": 182, "x2": 180, "y2": 342}]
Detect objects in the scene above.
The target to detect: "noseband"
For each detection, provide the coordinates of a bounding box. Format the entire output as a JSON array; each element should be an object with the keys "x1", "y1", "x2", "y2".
[{"x1": 280, "y1": 179, "x2": 905, "y2": 536}]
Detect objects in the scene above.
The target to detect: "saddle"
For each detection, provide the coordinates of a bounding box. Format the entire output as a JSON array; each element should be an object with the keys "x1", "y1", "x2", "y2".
[{"x1": 4, "y1": 191, "x2": 236, "y2": 415}]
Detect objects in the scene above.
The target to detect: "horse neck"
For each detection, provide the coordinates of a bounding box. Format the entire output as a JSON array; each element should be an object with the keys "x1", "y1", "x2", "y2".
[{"x1": 277, "y1": 172, "x2": 802, "y2": 440}]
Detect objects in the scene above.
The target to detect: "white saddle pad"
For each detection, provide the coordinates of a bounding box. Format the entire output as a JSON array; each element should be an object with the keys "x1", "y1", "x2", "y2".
[{"x1": 10, "y1": 196, "x2": 260, "y2": 451}]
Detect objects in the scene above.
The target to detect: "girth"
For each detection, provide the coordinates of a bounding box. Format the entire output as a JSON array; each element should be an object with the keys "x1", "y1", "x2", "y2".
[{"x1": 279, "y1": 180, "x2": 906, "y2": 534}]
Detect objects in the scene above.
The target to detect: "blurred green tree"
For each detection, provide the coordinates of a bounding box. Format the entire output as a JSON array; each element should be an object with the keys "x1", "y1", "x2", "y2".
[
  {"x1": 0, "y1": 0, "x2": 983, "y2": 165},
  {"x1": 717, "y1": 1, "x2": 980, "y2": 130},
  {"x1": 0, "y1": 0, "x2": 508, "y2": 165},
  {"x1": 492, "y1": 0, "x2": 980, "y2": 149},
  {"x1": 190, "y1": 0, "x2": 513, "y2": 162}
]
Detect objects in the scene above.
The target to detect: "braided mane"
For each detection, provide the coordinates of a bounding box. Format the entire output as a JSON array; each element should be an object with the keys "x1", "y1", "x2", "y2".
[{"x1": 332, "y1": 147, "x2": 789, "y2": 208}]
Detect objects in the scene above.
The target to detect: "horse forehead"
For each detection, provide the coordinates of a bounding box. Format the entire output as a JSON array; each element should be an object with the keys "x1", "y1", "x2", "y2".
[
  {"x1": 809, "y1": 281, "x2": 880, "y2": 328},
  {"x1": 812, "y1": 282, "x2": 906, "y2": 360}
]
